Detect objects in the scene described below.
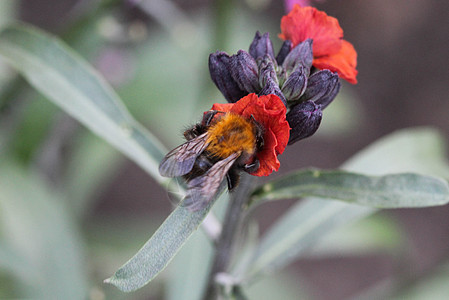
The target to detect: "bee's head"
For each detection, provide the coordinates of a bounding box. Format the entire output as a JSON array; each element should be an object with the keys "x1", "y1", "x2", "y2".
[{"x1": 249, "y1": 115, "x2": 265, "y2": 152}]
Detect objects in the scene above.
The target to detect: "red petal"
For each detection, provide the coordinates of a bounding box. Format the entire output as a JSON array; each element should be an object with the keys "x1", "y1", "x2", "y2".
[
  {"x1": 279, "y1": 5, "x2": 358, "y2": 84},
  {"x1": 313, "y1": 40, "x2": 358, "y2": 84},
  {"x1": 241, "y1": 94, "x2": 290, "y2": 176},
  {"x1": 229, "y1": 93, "x2": 258, "y2": 115},
  {"x1": 280, "y1": 5, "x2": 343, "y2": 57},
  {"x1": 211, "y1": 102, "x2": 233, "y2": 112},
  {"x1": 243, "y1": 97, "x2": 289, "y2": 153}
]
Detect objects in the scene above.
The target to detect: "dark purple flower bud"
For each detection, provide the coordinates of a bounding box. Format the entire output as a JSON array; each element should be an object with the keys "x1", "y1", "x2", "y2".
[
  {"x1": 258, "y1": 55, "x2": 278, "y2": 88},
  {"x1": 276, "y1": 40, "x2": 293, "y2": 66},
  {"x1": 229, "y1": 50, "x2": 260, "y2": 94},
  {"x1": 259, "y1": 77, "x2": 287, "y2": 106},
  {"x1": 249, "y1": 31, "x2": 275, "y2": 61},
  {"x1": 300, "y1": 70, "x2": 341, "y2": 109},
  {"x1": 282, "y1": 39, "x2": 313, "y2": 75},
  {"x1": 209, "y1": 51, "x2": 247, "y2": 103},
  {"x1": 281, "y1": 66, "x2": 307, "y2": 101},
  {"x1": 276, "y1": 40, "x2": 292, "y2": 65},
  {"x1": 287, "y1": 100, "x2": 322, "y2": 145}
]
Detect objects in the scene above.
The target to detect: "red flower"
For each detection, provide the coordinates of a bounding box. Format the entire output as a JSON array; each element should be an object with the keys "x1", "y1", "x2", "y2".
[
  {"x1": 279, "y1": 5, "x2": 358, "y2": 84},
  {"x1": 210, "y1": 93, "x2": 290, "y2": 176}
]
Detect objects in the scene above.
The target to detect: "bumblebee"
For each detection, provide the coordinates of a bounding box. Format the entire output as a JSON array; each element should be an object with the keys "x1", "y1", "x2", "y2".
[{"x1": 159, "y1": 110, "x2": 264, "y2": 210}]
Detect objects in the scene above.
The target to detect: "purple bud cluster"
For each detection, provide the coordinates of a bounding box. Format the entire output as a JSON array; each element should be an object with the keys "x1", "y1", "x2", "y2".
[{"x1": 209, "y1": 31, "x2": 341, "y2": 145}]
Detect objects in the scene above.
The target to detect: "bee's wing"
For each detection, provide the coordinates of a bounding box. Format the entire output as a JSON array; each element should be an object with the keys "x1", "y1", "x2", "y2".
[
  {"x1": 159, "y1": 133, "x2": 209, "y2": 177},
  {"x1": 183, "y1": 152, "x2": 239, "y2": 211}
]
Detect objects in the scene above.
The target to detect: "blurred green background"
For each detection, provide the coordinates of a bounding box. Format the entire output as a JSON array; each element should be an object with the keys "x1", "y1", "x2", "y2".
[{"x1": 1, "y1": 0, "x2": 449, "y2": 299}]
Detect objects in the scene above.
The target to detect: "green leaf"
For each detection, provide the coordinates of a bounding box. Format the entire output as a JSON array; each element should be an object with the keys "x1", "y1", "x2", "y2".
[
  {"x1": 0, "y1": 24, "x2": 167, "y2": 183},
  {"x1": 104, "y1": 195, "x2": 220, "y2": 292},
  {"x1": 391, "y1": 264, "x2": 449, "y2": 300},
  {"x1": 240, "y1": 127, "x2": 449, "y2": 281},
  {"x1": 64, "y1": 132, "x2": 122, "y2": 217},
  {"x1": 166, "y1": 194, "x2": 229, "y2": 300},
  {"x1": 245, "y1": 271, "x2": 311, "y2": 300},
  {"x1": 166, "y1": 230, "x2": 213, "y2": 300},
  {"x1": 0, "y1": 161, "x2": 87, "y2": 298},
  {"x1": 306, "y1": 214, "x2": 403, "y2": 257},
  {"x1": 0, "y1": 243, "x2": 38, "y2": 288},
  {"x1": 241, "y1": 198, "x2": 375, "y2": 282},
  {"x1": 0, "y1": 23, "x2": 211, "y2": 293},
  {"x1": 344, "y1": 128, "x2": 449, "y2": 177},
  {"x1": 251, "y1": 169, "x2": 449, "y2": 208},
  {"x1": 0, "y1": 1, "x2": 16, "y2": 31}
]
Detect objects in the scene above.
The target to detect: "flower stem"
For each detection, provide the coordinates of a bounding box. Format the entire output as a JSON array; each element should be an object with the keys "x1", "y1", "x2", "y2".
[{"x1": 203, "y1": 173, "x2": 254, "y2": 299}]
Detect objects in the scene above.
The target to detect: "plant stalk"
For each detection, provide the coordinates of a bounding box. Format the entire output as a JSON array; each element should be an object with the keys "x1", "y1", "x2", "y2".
[{"x1": 203, "y1": 173, "x2": 254, "y2": 299}]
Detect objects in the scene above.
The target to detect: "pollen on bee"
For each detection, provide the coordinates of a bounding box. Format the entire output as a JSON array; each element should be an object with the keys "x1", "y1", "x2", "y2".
[{"x1": 205, "y1": 113, "x2": 257, "y2": 159}]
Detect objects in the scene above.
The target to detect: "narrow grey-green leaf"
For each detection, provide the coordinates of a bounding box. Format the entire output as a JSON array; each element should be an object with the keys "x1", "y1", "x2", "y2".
[
  {"x1": 166, "y1": 193, "x2": 229, "y2": 300},
  {"x1": 104, "y1": 196, "x2": 220, "y2": 292},
  {"x1": 0, "y1": 24, "x2": 167, "y2": 183},
  {"x1": 241, "y1": 127, "x2": 449, "y2": 281},
  {"x1": 245, "y1": 271, "x2": 311, "y2": 300},
  {"x1": 0, "y1": 161, "x2": 87, "y2": 299},
  {"x1": 0, "y1": 243, "x2": 38, "y2": 287},
  {"x1": 241, "y1": 199, "x2": 374, "y2": 281},
  {"x1": 306, "y1": 214, "x2": 402, "y2": 257},
  {"x1": 166, "y1": 230, "x2": 213, "y2": 300},
  {"x1": 251, "y1": 169, "x2": 449, "y2": 208},
  {"x1": 391, "y1": 263, "x2": 449, "y2": 300}
]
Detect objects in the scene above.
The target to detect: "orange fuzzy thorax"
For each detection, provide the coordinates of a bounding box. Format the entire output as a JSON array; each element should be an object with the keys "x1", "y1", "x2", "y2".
[{"x1": 205, "y1": 113, "x2": 256, "y2": 159}]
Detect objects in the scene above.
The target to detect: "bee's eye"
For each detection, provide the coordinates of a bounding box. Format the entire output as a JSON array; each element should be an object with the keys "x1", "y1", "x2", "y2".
[
  {"x1": 256, "y1": 136, "x2": 264, "y2": 150},
  {"x1": 250, "y1": 118, "x2": 265, "y2": 151}
]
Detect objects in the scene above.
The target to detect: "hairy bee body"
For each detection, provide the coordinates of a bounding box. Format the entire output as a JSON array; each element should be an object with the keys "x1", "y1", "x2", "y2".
[
  {"x1": 206, "y1": 113, "x2": 257, "y2": 159},
  {"x1": 159, "y1": 110, "x2": 264, "y2": 210}
]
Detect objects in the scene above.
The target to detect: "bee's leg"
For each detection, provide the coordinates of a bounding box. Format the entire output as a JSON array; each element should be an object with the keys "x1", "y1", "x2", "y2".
[
  {"x1": 184, "y1": 124, "x2": 204, "y2": 140},
  {"x1": 202, "y1": 110, "x2": 222, "y2": 126},
  {"x1": 242, "y1": 158, "x2": 260, "y2": 174},
  {"x1": 226, "y1": 169, "x2": 240, "y2": 191}
]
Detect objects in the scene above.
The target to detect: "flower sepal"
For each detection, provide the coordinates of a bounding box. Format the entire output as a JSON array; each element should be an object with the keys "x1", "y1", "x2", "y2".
[
  {"x1": 209, "y1": 51, "x2": 248, "y2": 103},
  {"x1": 300, "y1": 70, "x2": 340, "y2": 109},
  {"x1": 258, "y1": 55, "x2": 278, "y2": 88},
  {"x1": 230, "y1": 50, "x2": 260, "y2": 94},
  {"x1": 281, "y1": 38, "x2": 313, "y2": 77},
  {"x1": 259, "y1": 76, "x2": 287, "y2": 106},
  {"x1": 281, "y1": 65, "x2": 307, "y2": 102},
  {"x1": 249, "y1": 31, "x2": 276, "y2": 62},
  {"x1": 276, "y1": 39, "x2": 293, "y2": 65},
  {"x1": 286, "y1": 100, "x2": 322, "y2": 145}
]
